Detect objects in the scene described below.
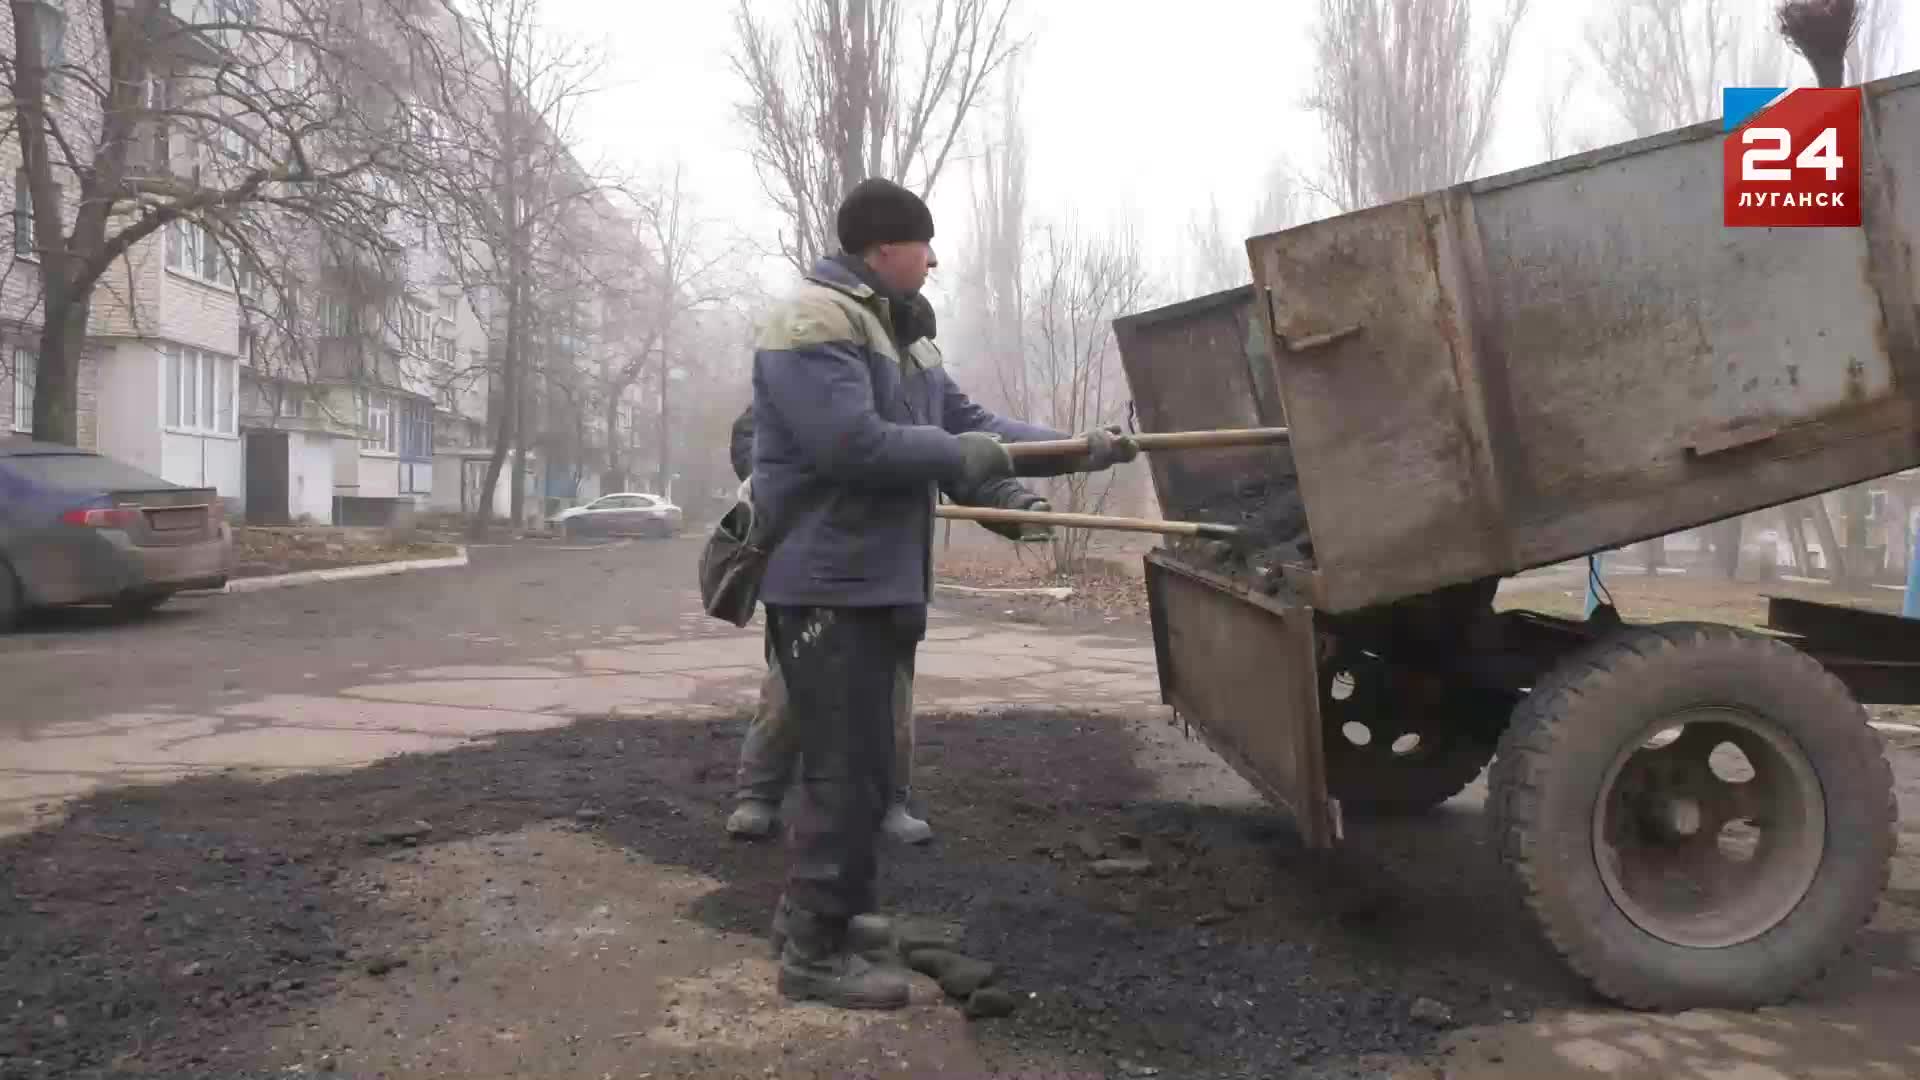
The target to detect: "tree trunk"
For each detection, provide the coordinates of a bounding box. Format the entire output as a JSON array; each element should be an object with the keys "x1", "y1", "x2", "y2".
[
  {"x1": 1712, "y1": 518, "x2": 1742, "y2": 578},
  {"x1": 1638, "y1": 537, "x2": 1666, "y2": 575},
  {"x1": 472, "y1": 347, "x2": 512, "y2": 541},
  {"x1": 1782, "y1": 506, "x2": 1813, "y2": 576},
  {"x1": 32, "y1": 292, "x2": 86, "y2": 446},
  {"x1": 602, "y1": 388, "x2": 624, "y2": 494},
  {"x1": 654, "y1": 334, "x2": 671, "y2": 497},
  {"x1": 510, "y1": 346, "x2": 526, "y2": 529},
  {"x1": 1842, "y1": 485, "x2": 1874, "y2": 580},
  {"x1": 1887, "y1": 492, "x2": 1911, "y2": 576},
  {"x1": 1808, "y1": 496, "x2": 1848, "y2": 583}
]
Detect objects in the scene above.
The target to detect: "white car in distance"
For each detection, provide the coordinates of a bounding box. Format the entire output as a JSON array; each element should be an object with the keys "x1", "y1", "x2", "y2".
[{"x1": 547, "y1": 492, "x2": 683, "y2": 539}]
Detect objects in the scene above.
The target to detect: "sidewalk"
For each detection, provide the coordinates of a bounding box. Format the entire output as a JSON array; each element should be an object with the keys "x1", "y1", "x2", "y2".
[{"x1": 0, "y1": 604, "x2": 1162, "y2": 839}]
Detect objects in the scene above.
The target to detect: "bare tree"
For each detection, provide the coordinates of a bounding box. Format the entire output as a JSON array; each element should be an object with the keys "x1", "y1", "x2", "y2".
[
  {"x1": 594, "y1": 164, "x2": 742, "y2": 496},
  {"x1": 1844, "y1": 0, "x2": 1901, "y2": 83},
  {"x1": 0, "y1": 0, "x2": 439, "y2": 446},
  {"x1": 1023, "y1": 217, "x2": 1155, "y2": 572},
  {"x1": 728, "y1": 0, "x2": 1021, "y2": 272},
  {"x1": 1586, "y1": 0, "x2": 1796, "y2": 139},
  {"x1": 1537, "y1": 56, "x2": 1605, "y2": 161},
  {"x1": 951, "y1": 54, "x2": 1030, "y2": 420},
  {"x1": 1183, "y1": 160, "x2": 1310, "y2": 296},
  {"x1": 1249, "y1": 158, "x2": 1308, "y2": 236},
  {"x1": 401, "y1": 0, "x2": 614, "y2": 534},
  {"x1": 1777, "y1": 0, "x2": 1902, "y2": 88},
  {"x1": 1307, "y1": 0, "x2": 1532, "y2": 212},
  {"x1": 1182, "y1": 196, "x2": 1248, "y2": 296}
]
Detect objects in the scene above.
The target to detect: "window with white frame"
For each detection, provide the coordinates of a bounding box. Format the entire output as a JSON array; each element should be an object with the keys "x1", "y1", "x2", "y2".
[
  {"x1": 317, "y1": 295, "x2": 354, "y2": 337},
  {"x1": 361, "y1": 391, "x2": 395, "y2": 453},
  {"x1": 13, "y1": 169, "x2": 59, "y2": 259},
  {"x1": 398, "y1": 397, "x2": 432, "y2": 461},
  {"x1": 24, "y1": 1, "x2": 63, "y2": 95},
  {"x1": 165, "y1": 219, "x2": 225, "y2": 283},
  {"x1": 144, "y1": 76, "x2": 172, "y2": 170},
  {"x1": 393, "y1": 302, "x2": 430, "y2": 354},
  {"x1": 9, "y1": 348, "x2": 35, "y2": 433},
  {"x1": 165, "y1": 345, "x2": 237, "y2": 435}
]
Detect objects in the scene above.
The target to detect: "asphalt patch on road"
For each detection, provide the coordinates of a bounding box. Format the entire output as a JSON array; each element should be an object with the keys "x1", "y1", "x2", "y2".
[{"x1": 3, "y1": 705, "x2": 1620, "y2": 1079}]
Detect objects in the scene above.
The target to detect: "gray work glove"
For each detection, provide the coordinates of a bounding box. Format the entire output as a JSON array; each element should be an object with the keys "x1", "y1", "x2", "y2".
[
  {"x1": 980, "y1": 483, "x2": 1053, "y2": 543},
  {"x1": 954, "y1": 431, "x2": 1014, "y2": 490},
  {"x1": 1077, "y1": 424, "x2": 1141, "y2": 472}
]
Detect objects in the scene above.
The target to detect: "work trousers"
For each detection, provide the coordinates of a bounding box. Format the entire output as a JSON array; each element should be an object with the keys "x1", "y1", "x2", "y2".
[
  {"x1": 735, "y1": 628, "x2": 915, "y2": 808},
  {"x1": 765, "y1": 604, "x2": 922, "y2": 932}
]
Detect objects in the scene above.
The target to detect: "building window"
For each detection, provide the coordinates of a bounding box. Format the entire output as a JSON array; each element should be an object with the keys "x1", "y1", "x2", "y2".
[
  {"x1": 317, "y1": 295, "x2": 354, "y2": 337},
  {"x1": 12, "y1": 170, "x2": 58, "y2": 259},
  {"x1": 164, "y1": 219, "x2": 225, "y2": 284},
  {"x1": 165, "y1": 345, "x2": 237, "y2": 436},
  {"x1": 392, "y1": 301, "x2": 430, "y2": 354},
  {"x1": 361, "y1": 391, "x2": 394, "y2": 453},
  {"x1": 9, "y1": 348, "x2": 34, "y2": 433},
  {"x1": 399, "y1": 397, "x2": 433, "y2": 461},
  {"x1": 25, "y1": 2, "x2": 64, "y2": 93},
  {"x1": 145, "y1": 76, "x2": 172, "y2": 172}
]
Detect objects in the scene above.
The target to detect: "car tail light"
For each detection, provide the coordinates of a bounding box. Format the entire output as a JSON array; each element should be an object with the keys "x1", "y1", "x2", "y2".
[{"x1": 61, "y1": 507, "x2": 140, "y2": 528}]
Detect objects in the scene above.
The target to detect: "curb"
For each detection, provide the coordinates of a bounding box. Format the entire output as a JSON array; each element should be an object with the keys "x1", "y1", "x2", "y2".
[{"x1": 223, "y1": 547, "x2": 470, "y2": 594}]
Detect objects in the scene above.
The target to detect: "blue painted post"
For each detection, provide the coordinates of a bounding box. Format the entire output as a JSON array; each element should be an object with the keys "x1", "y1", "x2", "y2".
[
  {"x1": 1585, "y1": 553, "x2": 1605, "y2": 617},
  {"x1": 1904, "y1": 514, "x2": 1919, "y2": 619}
]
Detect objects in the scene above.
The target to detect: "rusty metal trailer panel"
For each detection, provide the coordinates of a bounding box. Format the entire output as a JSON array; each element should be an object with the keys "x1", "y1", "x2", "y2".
[{"x1": 1243, "y1": 70, "x2": 1920, "y2": 615}]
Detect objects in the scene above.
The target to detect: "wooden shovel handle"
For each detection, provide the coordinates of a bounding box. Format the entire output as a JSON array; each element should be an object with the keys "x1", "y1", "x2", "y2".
[
  {"x1": 936, "y1": 505, "x2": 1242, "y2": 540},
  {"x1": 1002, "y1": 426, "x2": 1290, "y2": 459}
]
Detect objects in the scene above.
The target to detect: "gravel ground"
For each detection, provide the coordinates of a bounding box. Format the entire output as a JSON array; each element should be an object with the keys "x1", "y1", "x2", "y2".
[
  {"x1": 0, "y1": 702, "x2": 1580, "y2": 1080},
  {"x1": 0, "y1": 536, "x2": 1913, "y2": 1079}
]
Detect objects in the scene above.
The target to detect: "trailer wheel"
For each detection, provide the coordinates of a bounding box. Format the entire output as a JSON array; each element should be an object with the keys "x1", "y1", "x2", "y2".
[
  {"x1": 1321, "y1": 654, "x2": 1511, "y2": 819},
  {"x1": 1488, "y1": 622, "x2": 1895, "y2": 1010}
]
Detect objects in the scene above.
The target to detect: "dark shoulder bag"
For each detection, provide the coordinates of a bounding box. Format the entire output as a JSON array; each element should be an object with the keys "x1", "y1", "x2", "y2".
[{"x1": 696, "y1": 483, "x2": 825, "y2": 628}]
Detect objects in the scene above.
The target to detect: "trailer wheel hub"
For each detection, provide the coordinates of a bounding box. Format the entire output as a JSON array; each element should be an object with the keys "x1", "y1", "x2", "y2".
[{"x1": 1593, "y1": 707, "x2": 1827, "y2": 950}]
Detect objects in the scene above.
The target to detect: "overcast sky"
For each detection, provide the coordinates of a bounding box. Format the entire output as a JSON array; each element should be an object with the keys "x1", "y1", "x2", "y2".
[{"x1": 537, "y1": 0, "x2": 1916, "y2": 308}]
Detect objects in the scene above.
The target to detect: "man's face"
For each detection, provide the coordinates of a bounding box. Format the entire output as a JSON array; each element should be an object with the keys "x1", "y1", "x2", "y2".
[{"x1": 868, "y1": 240, "x2": 936, "y2": 295}]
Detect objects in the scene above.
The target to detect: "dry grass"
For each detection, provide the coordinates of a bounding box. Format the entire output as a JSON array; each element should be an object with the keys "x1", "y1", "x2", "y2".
[
  {"x1": 233, "y1": 526, "x2": 461, "y2": 579},
  {"x1": 1498, "y1": 568, "x2": 1906, "y2": 629}
]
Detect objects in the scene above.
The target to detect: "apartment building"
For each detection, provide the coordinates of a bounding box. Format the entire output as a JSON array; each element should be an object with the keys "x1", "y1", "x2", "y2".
[{"x1": 3, "y1": 0, "x2": 645, "y2": 527}]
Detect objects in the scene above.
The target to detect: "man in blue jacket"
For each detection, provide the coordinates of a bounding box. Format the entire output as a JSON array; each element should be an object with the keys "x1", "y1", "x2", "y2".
[
  {"x1": 723, "y1": 295, "x2": 1054, "y2": 849},
  {"x1": 752, "y1": 177, "x2": 1135, "y2": 1009}
]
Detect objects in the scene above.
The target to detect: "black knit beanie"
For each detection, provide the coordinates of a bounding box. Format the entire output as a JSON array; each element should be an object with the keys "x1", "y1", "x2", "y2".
[{"x1": 837, "y1": 177, "x2": 935, "y2": 255}]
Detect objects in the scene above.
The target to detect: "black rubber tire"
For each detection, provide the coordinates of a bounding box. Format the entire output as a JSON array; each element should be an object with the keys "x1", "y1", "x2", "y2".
[
  {"x1": 1329, "y1": 736, "x2": 1494, "y2": 820},
  {"x1": 1487, "y1": 621, "x2": 1895, "y2": 1010},
  {"x1": 1324, "y1": 691, "x2": 1505, "y2": 820}
]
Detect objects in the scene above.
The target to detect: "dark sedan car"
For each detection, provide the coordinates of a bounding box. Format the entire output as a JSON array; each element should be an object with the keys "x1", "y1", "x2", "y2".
[{"x1": 0, "y1": 437, "x2": 233, "y2": 629}]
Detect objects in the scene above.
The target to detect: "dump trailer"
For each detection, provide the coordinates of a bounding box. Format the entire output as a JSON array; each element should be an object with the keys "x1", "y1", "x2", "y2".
[{"x1": 1115, "y1": 70, "x2": 1920, "y2": 1012}]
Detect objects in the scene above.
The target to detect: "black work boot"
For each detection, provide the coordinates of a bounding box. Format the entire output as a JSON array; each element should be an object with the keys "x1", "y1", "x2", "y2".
[
  {"x1": 775, "y1": 903, "x2": 910, "y2": 1010},
  {"x1": 769, "y1": 896, "x2": 895, "y2": 960}
]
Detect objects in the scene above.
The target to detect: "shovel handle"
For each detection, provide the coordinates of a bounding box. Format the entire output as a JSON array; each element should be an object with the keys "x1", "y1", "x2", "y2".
[
  {"x1": 936, "y1": 505, "x2": 1243, "y2": 540},
  {"x1": 1001, "y1": 427, "x2": 1290, "y2": 460}
]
